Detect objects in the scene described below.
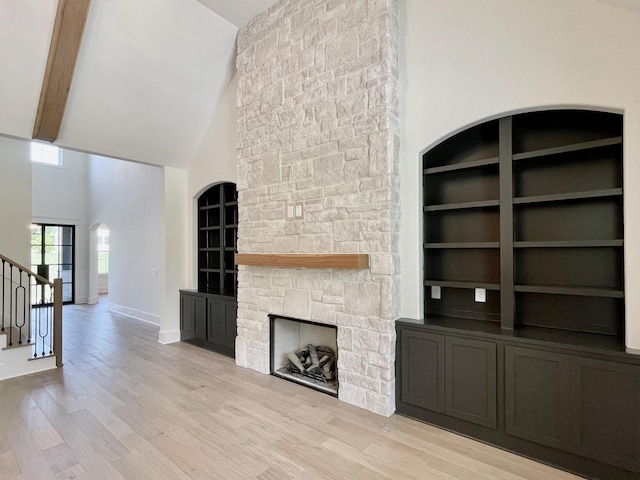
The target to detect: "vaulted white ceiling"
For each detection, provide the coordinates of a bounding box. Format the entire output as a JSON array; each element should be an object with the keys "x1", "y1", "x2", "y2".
[
  {"x1": 196, "y1": 0, "x2": 276, "y2": 27},
  {"x1": 0, "y1": 0, "x2": 274, "y2": 168},
  {"x1": 0, "y1": 0, "x2": 637, "y2": 169}
]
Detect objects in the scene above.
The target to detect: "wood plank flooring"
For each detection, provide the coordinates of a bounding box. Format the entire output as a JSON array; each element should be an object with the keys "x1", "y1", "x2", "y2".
[{"x1": 0, "y1": 299, "x2": 584, "y2": 479}]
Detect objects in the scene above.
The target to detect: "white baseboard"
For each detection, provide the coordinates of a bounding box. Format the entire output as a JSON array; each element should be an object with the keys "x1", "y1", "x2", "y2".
[
  {"x1": 158, "y1": 330, "x2": 181, "y2": 344},
  {"x1": 108, "y1": 302, "x2": 160, "y2": 326},
  {"x1": 87, "y1": 295, "x2": 100, "y2": 305},
  {"x1": 626, "y1": 346, "x2": 640, "y2": 356}
]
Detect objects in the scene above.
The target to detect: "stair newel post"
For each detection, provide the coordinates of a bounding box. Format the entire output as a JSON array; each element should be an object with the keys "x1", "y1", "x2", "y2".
[{"x1": 53, "y1": 278, "x2": 63, "y2": 367}]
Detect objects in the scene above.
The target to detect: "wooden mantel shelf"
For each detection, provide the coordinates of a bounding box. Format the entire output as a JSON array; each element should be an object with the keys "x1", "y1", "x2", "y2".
[{"x1": 235, "y1": 253, "x2": 369, "y2": 270}]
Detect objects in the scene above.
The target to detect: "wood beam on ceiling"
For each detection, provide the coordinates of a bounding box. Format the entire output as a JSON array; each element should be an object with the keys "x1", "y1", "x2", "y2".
[{"x1": 33, "y1": 0, "x2": 91, "y2": 143}]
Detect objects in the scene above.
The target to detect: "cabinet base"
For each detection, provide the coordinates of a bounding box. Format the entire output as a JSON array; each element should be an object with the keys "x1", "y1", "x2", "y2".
[{"x1": 181, "y1": 336, "x2": 235, "y2": 359}]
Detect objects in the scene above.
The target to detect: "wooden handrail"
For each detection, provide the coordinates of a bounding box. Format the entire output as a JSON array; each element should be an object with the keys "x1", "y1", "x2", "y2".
[{"x1": 0, "y1": 253, "x2": 52, "y2": 285}]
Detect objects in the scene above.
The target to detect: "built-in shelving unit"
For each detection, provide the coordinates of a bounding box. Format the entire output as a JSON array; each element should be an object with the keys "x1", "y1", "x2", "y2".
[
  {"x1": 422, "y1": 109, "x2": 624, "y2": 337},
  {"x1": 181, "y1": 182, "x2": 238, "y2": 358},
  {"x1": 198, "y1": 183, "x2": 238, "y2": 296},
  {"x1": 397, "y1": 110, "x2": 638, "y2": 480}
]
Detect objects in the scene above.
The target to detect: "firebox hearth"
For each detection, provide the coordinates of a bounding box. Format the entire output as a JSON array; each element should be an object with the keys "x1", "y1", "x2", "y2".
[{"x1": 269, "y1": 314, "x2": 338, "y2": 396}]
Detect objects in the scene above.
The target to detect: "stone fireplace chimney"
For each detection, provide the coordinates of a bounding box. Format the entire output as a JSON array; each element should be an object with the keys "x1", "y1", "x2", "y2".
[{"x1": 235, "y1": 0, "x2": 400, "y2": 416}]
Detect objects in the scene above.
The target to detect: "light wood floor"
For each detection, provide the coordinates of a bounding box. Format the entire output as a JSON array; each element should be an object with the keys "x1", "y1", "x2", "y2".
[{"x1": 0, "y1": 299, "x2": 584, "y2": 479}]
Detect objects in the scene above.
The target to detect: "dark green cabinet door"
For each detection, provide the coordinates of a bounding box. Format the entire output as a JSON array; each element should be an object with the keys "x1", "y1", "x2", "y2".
[
  {"x1": 445, "y1": 336, "x2": 497, "y2": 429},
  {"x1": 400, "y1": 329, "x2": 445, "y2": 413},
  {"x1": 505, "y1": 346, "x2": 571, "y2": 449},
  {"x1": 570, "y1": 357, "x2": 640, "y2": 472},
  {"x1": 180, "y1": 292, "x2": 207, "y2": 341}
]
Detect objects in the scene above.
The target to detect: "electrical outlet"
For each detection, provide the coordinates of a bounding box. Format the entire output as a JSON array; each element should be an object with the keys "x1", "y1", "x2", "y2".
[
  {"x1": 474, "y1": 288, "x2": 486, "y2": 303},
  {"x1": 431, "y1": 286, "x2": 441, "y2": 299}
]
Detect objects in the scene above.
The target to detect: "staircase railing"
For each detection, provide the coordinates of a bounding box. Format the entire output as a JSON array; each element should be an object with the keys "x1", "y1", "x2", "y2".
[{"x1": 0, "y1": 253, "x2": 63, "y2": 367}]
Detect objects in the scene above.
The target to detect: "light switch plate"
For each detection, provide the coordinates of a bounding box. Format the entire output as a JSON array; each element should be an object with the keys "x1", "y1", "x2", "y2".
[
  {"x1": 286, "y1": 204, "x2": 295, "y2": 219},
  {"x1": 431, "y1": 286, "x2": 441, "y2": 299},
  {"x1": 295, "y1": 202, "x2": 304, "y2": 219},
  {"x1": 475, "y1": 288, "x2": 486, "y2": 303}
]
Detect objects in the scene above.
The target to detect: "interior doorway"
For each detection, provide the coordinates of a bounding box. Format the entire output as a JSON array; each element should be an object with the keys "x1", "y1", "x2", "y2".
[
  {"x1": 97, "y1": 224, "x2": 109, "y2": 294},
  {"x1": 30, "y1": 223, "x2": 75, "y2": 304}
]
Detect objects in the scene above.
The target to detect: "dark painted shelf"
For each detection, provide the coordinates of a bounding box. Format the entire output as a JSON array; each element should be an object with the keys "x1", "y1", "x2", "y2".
[
  {"x1": 512, "y1": 136, "x2": 622, "y2": 161},
  {"x1": 424, "y1": 157, "x2": 499, "y2": 175},
  {"x1": 422, "y1": 109, "x2": 624, "y2": 337},
  {"x1": 199, "y1": 204, "x2": 221, "y2": 210},
  {"x1": 514, "y1": 284, "x2": 624, "y2": 298},
  {"x1": 200, "y1": 226, "x2": 222, "y2": 231},
  {"x1": 513, "y1": 188, "x2": 622, "y2": 206},
  {"x1": 424, "y1": 242, "x2": 500, "y2": 249},
  {"x1": 424, "y1": 280, "x2": 500, "y2": 291},
  {"x1": 514, "y1": 240, "x2": 623, "y2": 248},
  {"x1": 199, "y1": 268, "x2": 221, "y2": 273},
  {"x1": 424, "y1": 199, "x2": 500, "y2": 212}
]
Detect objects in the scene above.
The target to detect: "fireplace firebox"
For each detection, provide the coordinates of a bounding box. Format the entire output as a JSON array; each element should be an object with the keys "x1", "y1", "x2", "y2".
[{"x1": 269, "y1": 314, "x2": 338, "y2": 396}]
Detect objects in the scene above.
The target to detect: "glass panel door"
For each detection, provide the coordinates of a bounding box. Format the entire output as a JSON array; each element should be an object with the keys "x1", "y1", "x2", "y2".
[{"x1": 30, "y1": 223, "x2": 75, "y2": 304}]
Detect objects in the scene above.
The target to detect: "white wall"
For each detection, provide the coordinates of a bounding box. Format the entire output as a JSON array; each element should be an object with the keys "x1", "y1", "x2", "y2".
[
  {"x1": 0, "y1": 136, "x2": 32, "y2": 265},
  {"x1": 400, "y1": 0, "x2": 640, "y2": 349},
  {"x1": 186, "y1": 74, "x2": 239, "y2": 288},
  {"x1": 88, "y1": 155, "x2": 164, "y2": 324},
  {"x1": 32, "y1": 149, "x2": 90, "y2": 303},
  {"x1": 160, "y1": 167, "x2": 188, "y2": 344}
]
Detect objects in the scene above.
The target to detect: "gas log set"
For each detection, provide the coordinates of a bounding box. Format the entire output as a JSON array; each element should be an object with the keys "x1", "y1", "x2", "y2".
[{"x1": 278, "y1": 344, "x2": 337, "y2": 387}]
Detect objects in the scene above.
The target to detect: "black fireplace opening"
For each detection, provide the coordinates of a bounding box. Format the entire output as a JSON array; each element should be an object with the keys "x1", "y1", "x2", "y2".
[{"x1": 269, "y1": 314, "x2": 338, "y2": 396}]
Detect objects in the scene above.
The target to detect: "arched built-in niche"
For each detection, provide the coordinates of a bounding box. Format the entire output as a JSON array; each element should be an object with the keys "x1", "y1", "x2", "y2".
[
  {"x1": 179, "y1": 181, "x2": 237, "y2": 358},
  {"x1": 396, "y1": 110, "x2": 640, "y2": 480},
  {"x1": 197, "y1": 182, "x2": 238, "y2": 296},
  {"x1": 422, "y1": 109, "x2": 624, "y2": 338}
]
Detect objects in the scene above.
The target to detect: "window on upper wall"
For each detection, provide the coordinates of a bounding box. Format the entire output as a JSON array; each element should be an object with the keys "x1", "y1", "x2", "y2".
[
  {"x1": 30, "y1": 142, "x2": 61, "y2": 166},
  {"x1": 97, "y1": 225, "x2": 109, "y2": 274}
]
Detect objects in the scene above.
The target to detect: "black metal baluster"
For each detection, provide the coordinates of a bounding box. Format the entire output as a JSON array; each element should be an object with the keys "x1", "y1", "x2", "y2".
[
  {"x1": 36, "y1": 298, "x2": 50, "y2": 358},
  {"x1": 27, "y1": 272, "x2": 32, "y2": 343},
  {"x1": 14, "y1": 269, "x2": 26, "y2": 344}
]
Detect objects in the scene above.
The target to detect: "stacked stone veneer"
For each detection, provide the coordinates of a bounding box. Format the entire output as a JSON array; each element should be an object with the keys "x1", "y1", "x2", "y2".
[{"x1": 235, "y1": 0, "x2": 400, "y2": 416}]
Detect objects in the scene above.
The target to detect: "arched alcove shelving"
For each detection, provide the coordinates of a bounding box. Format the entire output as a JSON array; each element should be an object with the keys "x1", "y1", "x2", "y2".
[{"x1": 180, "y1": 182, "x2": 237, "y2": 358}]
